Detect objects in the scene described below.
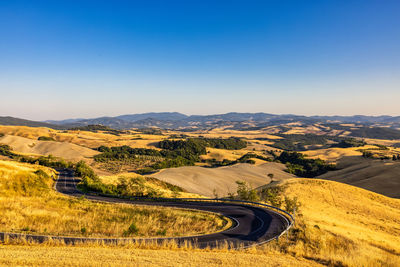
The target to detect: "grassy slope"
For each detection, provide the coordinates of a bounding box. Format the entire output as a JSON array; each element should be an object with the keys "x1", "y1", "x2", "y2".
[
  {"x1": 274, "y1": 178, "x2": 400, "y2": 266},
  {"x1": 0, "y1": 160, "x2": 227, "y2": 238},
  {"x1": 2, "y1": 178, "x2": 398, "y2": 266}
]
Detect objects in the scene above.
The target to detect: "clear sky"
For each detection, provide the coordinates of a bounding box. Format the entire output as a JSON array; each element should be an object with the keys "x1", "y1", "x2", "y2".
[{"x1": 1, "y1": 0, "x2": 399, "y2": 120}]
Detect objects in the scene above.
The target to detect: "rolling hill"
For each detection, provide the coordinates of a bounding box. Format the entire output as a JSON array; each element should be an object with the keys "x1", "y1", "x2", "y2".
[
  {"x1": 150, "y1": 162, "x2": 296, "y2": 197},
  {"x1": 0, "y1": 134, "x2": 99, "y2": 161},
  {"x1": 0, "y1": 116, "x2": 62, "y2": 129},
  {"x1": 318, "y1": 156, "x2": 400, "y2": 198}
]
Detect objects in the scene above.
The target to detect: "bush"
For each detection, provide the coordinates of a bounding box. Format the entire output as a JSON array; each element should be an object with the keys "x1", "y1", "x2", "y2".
[
  {"x1": 260, "y1": 186, "x2": 282, "y2": 207},
  {"x1": 235, "y1": 181, "x2": 260, "y2": 202},
  {"x1": 38, "y1": 136, "x2": 55, "y2": 141},
  {"x1": 362, "y1": 151, "x2": 373, "y2": 158},
  {"x1": 123, "y1": 223, "x2": 139, "y2": 236},
  {"x1": 284, "y1": 196, "x2": 301, "y2": 214},
  {"x1": 0, "y1": 144, "x2": 14, "y2": 157}
]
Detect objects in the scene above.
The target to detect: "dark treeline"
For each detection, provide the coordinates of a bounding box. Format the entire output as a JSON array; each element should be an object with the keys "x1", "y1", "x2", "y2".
[
  {"x1": 159, "y1": 137, "x2": 247, "y2": 151},
  {"x1": 276, "y1": 151, "x2": 336, "y2": 178},
  {"x1": 330, "y1": 138, "x2": 366, "y2": 148},
  {"x1": 69, "y1": 124, "x2": 126, "y2": 135},
  {"x1": 203, "y1": 153, "x2": 272, "y2": 168}
]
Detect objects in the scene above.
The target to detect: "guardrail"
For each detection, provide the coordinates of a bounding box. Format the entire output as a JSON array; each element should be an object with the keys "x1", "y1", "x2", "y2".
[{"x1": 86, "y1": 191, "x2": 295, "y2": 243}]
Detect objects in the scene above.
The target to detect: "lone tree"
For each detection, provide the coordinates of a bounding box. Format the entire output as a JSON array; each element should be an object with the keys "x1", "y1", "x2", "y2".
[{"x1": 267, "y1": 173, "x2": 274, "y2": 180}]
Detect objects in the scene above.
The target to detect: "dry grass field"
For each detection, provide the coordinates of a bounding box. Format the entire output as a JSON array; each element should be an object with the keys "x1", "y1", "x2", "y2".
[
  {"x1": 302, "y1": 145, "x2": 376, "y2": 162},
  {"x1": 0, "y1": 160, "x2": 228, "y2": 238},
  {"x1": 1, "y1": 177, "x2": 398, "y2": 266},
  {"x1": 0, "y1": 243, "x2": 319, "y2": 267},
  {"x1": 174, "y1": 127, "x2": 282, "y2": 140},
  {"x1": 273, "y1": 178, "x2": 400, "y2": 266}
]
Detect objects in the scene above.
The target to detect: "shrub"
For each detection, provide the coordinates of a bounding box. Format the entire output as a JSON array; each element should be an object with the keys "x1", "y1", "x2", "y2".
[
  {"x1": 38, "y1": 136, "x2": 55, "y2": 141},
  {"x1": 123, "y1": 223, "x2": 139, "y2": 236},
  {"x1": 235, "y1": 181, "x2": 260, "y2": 202},
  {"x1": 260, "y1": 186, "x2": 282, "y2": 207},
  {"x1": 0, "y1": 144, "x2": 14, "y2": 157},
  {"x1": 284, "y1": 196, "x2": 301, "y2": 214},
  {"x1": 362, "y1": 151, "x2": 373, "y2": 158}
]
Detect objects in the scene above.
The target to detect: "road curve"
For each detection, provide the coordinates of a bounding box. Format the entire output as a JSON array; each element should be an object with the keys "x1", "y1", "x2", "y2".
[{"x1": 0, "y1": 170, "x2": 292, "y2": 249}]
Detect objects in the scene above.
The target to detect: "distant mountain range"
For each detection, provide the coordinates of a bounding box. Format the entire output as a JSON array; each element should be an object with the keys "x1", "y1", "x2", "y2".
[{"x1": 1, "y1": 112, "x2": 400, "y2": 130}]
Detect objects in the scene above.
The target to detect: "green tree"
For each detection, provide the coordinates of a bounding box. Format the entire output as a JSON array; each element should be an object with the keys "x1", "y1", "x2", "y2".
[{"x1": 235, "y1": 181, "x2": 259, "y2": 202}]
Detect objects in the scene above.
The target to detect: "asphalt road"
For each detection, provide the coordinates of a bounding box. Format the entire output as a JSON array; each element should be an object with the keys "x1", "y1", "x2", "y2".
[{"x1": 0, "y1": 170, "x2": 291, "y2": 249}]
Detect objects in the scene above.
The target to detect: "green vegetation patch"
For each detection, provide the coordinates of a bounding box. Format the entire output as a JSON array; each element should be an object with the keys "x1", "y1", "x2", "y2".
[
  {"x1": 203, "y1": 152, "x2": 272, "y2": 167},
  {"x1": 69, "y1": 124, "x2": 126, "y2": 135},
  {"x1": 38, "y1": 136, "x2": 56, "y2": 141},
  {"x1": 276, "y1": 151, "x2": 336, "y2": 178},
  {"x1": 94, "y1": 137, "x2": 247, "y2": 173},
  {"x1": 330, "y1": 138, "x2": 366, "y2": 148},
  {"x1": 77, "y1": 160, "x2": 184, "y2": 198}
]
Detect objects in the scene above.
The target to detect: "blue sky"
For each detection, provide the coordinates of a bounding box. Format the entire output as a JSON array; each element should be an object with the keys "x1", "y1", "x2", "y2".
[{"x1": 0, "y1": 0, "x2": 399, "y2": 120}]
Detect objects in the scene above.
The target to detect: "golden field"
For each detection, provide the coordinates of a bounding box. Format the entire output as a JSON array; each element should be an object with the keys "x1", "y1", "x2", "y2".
[
  {"x1": 0, "y1": 243, "x2": 318, "y2": 267},
  {"x1": 302, "y1": 145, "x2": 376, "y2": 162},
  {"x1": 0, "y1": 160, "x2": 228, "y2": 238},
  {"x1": 1, "y1": 177, "x2": 399, "y2": 266},
  {"x1": 271, "y1": 178, "x2": 400, "y2": 266}
]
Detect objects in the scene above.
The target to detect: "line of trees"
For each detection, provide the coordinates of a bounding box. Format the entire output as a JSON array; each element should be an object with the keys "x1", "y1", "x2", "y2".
[{"x1": 276, "y1": 151, "x2": 336, "y2": 178}]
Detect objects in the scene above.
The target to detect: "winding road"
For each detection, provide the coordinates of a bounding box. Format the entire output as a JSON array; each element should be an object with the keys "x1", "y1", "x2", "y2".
[{"x1": 0, "y1": 170, "x2": 292, "y2": 249}]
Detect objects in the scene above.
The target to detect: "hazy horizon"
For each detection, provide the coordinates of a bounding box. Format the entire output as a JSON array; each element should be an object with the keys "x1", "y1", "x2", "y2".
[
  {"x1": 1, "y1": 1, "x2": 399, "y2": 120},
  {"x1": 3, "y1": 111, "x2": 400, "y2": 123}
]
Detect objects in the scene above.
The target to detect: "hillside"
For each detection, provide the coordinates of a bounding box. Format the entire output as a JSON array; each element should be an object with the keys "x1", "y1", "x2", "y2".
[
  {"x1": 318, "y1": 156, "x2": 400, "y2": 198},
  {"x1": 0, "y1": 134, "x2": 99, "y2": 161},
  {"x1": 0, "y1": 159, "x2": 227, "y2": 238},
  {"x1": 1, "y1": 178, "x2": 399, "y2": 266},
  {"x1": 151, "y1": 162, "x2": 296, "y2": 197},
  {"x1": 277, "y1": 178, "x2": 400, "y2": 266}
]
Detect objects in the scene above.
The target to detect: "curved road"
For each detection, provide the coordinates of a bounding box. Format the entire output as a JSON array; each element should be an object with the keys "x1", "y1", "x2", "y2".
[{"x1": 1, "y1": 170, "x2": 291, "y2": 249}]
